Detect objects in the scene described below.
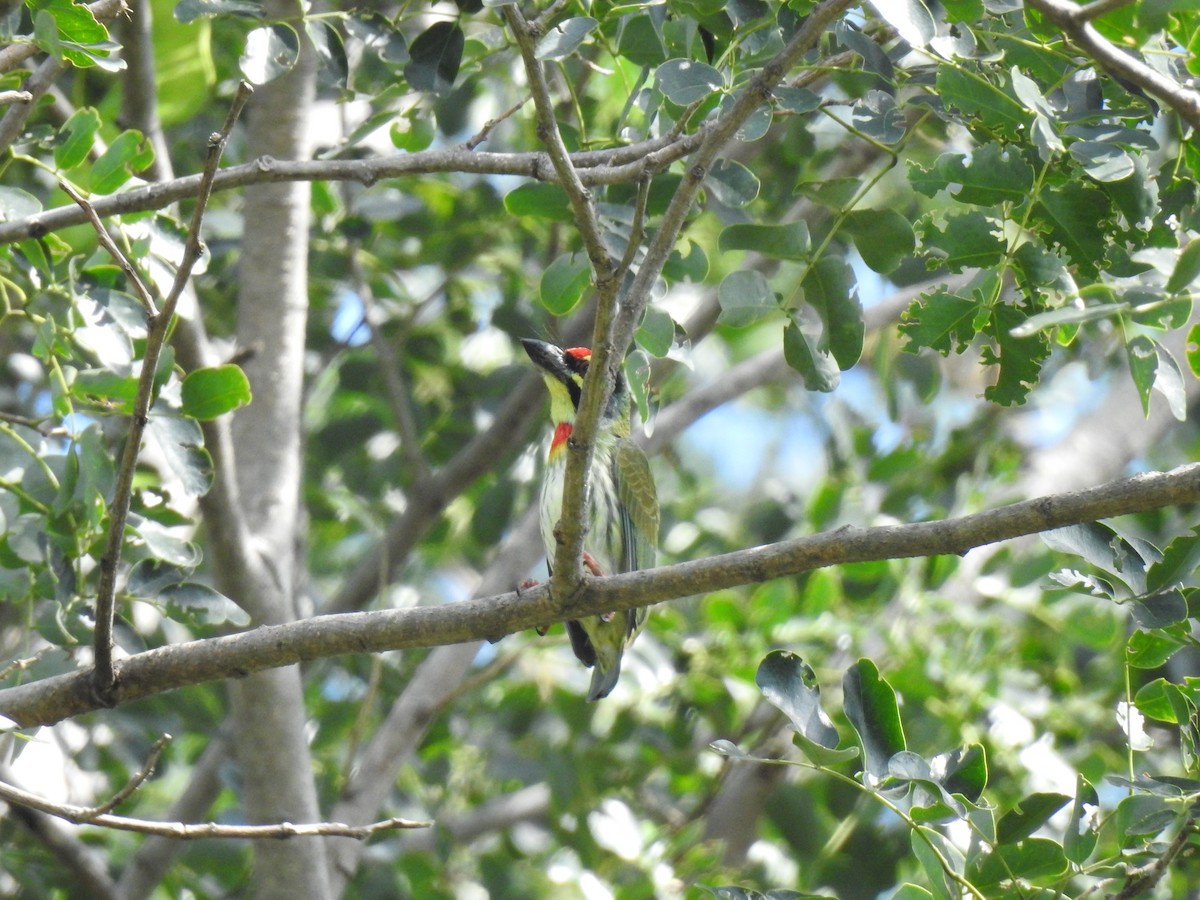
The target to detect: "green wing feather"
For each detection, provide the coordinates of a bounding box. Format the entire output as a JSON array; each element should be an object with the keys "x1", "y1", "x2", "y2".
[{"x1": 614, "y1": 437, "x2": 659, "y2": 574}]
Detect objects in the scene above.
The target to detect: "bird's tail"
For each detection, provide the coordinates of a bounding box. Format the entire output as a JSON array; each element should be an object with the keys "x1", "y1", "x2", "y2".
[{"x1": 587, "y1": 657, "x2": 622, "y2": 702}]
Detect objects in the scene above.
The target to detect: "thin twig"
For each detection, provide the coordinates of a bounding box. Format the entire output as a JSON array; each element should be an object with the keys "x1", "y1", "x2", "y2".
[
  {"x1": 89, "y1": 82, "x2": 254, "y2": 703},
  {"x1": 61, "y1": 183, "x2": 158, "y2": 317},
  {"x1": 0, "y1": 773, "x2": 430, "y2": 837},
  {"x1": 73, "y1": 735, "x2": 171, "y2": 821},
  {"x1": 614, "y1": 174, "x2": 652, "y2": 284},
  {"x1": 463, "y1": 97, "x2": 531, "y2": 151},
  {"x1": 0, "y1": 90, "x2": 31, "y2": 105},
  {"x1": 1108, "y1": 814, "x2": 1197, "y2": 899}
]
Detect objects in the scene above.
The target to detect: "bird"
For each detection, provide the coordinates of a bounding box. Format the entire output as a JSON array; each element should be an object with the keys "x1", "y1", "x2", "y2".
[{"x1": 521, "y1": 337, "x2": 659, "y2": 701}]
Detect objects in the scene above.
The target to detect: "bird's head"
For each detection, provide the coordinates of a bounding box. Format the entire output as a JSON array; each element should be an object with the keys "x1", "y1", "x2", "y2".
[{"x1": 521, "y1": 338, "x2": 630, "y2": 442}]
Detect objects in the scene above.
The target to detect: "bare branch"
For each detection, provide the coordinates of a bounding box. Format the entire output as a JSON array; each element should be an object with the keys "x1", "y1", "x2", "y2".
[
  {"x1": 1025, "y1": 0, "x2": 1200, "y2": 129},
  {"x1": 3, "y1": 463, "x2": 1199, "y2": 728},
  {"x1": 0, "y1": 131, "x2": 707, "y2": 246},
  {"x1": 0, "y1": 771, "x2": 430, "y2": 837},
  {"x1": 61, "y1": 182, "x2": 158, "y2": 316},
  {"x1": 89, "y1": 83, "x2": 252, "y2": 702}
]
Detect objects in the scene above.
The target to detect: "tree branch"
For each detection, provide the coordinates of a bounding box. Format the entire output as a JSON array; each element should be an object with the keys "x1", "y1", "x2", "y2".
[
  {"x1": 610, "y1": 0, "x2": 859, "y2": 363},
  {"x1": 0, "y1": 131, "x2": 707, "y2": 245},
  {"x1": 0, "y1": 769, "x2": 429, "y2": 837},
  {"x1": 2, "y1": 463, "x2": 1198, "y2": 728},
  {"x1": 1024, "y1": 0, "x2": 1200, "y2": 130},
  {"x1": 87, "y1": 82, "x2": 252, "y2": 703}
]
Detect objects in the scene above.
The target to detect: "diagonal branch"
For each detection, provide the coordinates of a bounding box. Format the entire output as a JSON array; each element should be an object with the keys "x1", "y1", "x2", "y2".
[
  {"x1": 3, "y1": 462, "x2": 1199, "y2": 728},
  {"x1": 88, "y1": 83, "x2": 253, "y2": 702},
  {"x1": 610, "y1": 0, "x2": 859, "y2": 363},
  {"x1": 1024, "y1": 0, "x2": 1200, "y2": 130}
]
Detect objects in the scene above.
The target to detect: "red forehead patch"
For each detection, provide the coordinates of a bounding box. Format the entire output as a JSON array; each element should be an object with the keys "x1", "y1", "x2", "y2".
[{"x1": 565, "y1": 347, "x2": 591, "y2": 360}]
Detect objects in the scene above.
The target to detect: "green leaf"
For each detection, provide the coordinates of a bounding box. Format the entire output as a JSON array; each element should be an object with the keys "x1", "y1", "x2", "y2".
[
  {"x1": 616, "y1": 14, "x2": 666, "y2": 67},
  {"x1": 842, "y1": 209, "x2": 915, "y2": 274},
  {"x1": 89, "y1": 130, "x2": 154, "y2": 194},
  {"x1": 147, "y1": 413, "x2": 213, "y2": 497},
  {"x1": 1167, "y1": 238, "x2": 1200, "y2": 294},
  {"x1": 504, "y1": 182, "x2": 572, "y2": 221},
  {"x1": 783, "y1": 320, "x2": 840, "y2": 392},
  {"x1": 239, "y1": 24, "x2": 299, "y2": 84},
  {"x1": 936, "y1": 65, "x2": 1029, "y2": 135},
  {"x1": 899, "y1": 287, "x2": 983, "y2": 355},
  {"x1": 719, "y1": 221, "x2": 810, "y2": 260},
  {"x1": 842, "y1": 658, "x2": 906, "y2": 778},
  {"x1": 1127, "y1": 628, "x2": 1185, "y2": 669},
  {"x1": 970, "y1": 838, "x2": 1067, "y2": 887},
  {"x1": 803, "y1": 256, "x2": 862, "y2": 370},
  {"x1": 534, "y1": 16, "x2": 597, "y2": 61},
  {"x1": 55, "y1": 107, "x2": 101, "y2": 170},
  {"x1": 162, "y1": 582, "x2": 250, "y2": 627},
  {"x1": 1130, "y1": 588, "x2": 1189, "y2": 629},
  {"x1": 404, "y1": 21, "x2": 464, "y2": 95},
  {"x1": 908, "y1": 144, "x2": 1035, "y2": 205},
  {"x1": 1113, "y1": 793, "x2": 1176, "y2": 846},
  {"x1": 717, "y1": 270, "x2": 775, "y2": 327},
  {"x1": 981, "y1": 303, "x2": 1050, "y2": 405},
  {"x1": 706, "y1": 159, "x2": 759, "y2": 207},
  {"x1": 1032, "y1": 183, "x2": 1111, "y2": 276},
  {"x1": 635, "y1": 307, "x2": 674, "y2": 358},
  {"x1": 1065, "y1": 776, "x2": 1099, "y2": 865},
  {"x1": 663, "y1": 239, "x2": 709, "y2": 282},
  {"x1": 1187, "y1": 323, "x2": 1200, "y2": 377},
  {"x1": 1151, "y1": 340, "x2": 1186, "y2": 421},
  {"x1": 996, "y1": 793, "x2": 1070, "y2": 844},
  {"x1": 540, "y1": 252, "x2": 591, "y2": 315},
  {"x1": 755, "y1": 651, "x2": 857, "y2": 766},
  {"x1": 126, "y1": 558, "x2": 191, "y2": 598},
  {"x1": 174, "y1": 0, "x2": 263, "y2": 24},
  {"x1": 0, "y1": 186, "x2": 42, "y2": 222},
  {"x1": 1126, "y1": 333, "x2": 1157, "y2": 415},
  {"x1": 180, "y1": 365, "x2": 252, "y2": 421},
  {"x1": 655, "y1": 58, "x2": 724, "y2": 104},
  {"x1": 1070, "y1": 140, "x2": 1136, "y2": 182},
  {"x1": 866, "y1": 0, "x2": 935, "y2": 46},
  {"x1": 918, "y1": 210, "x2": 1007, "y2": 272},
  {"x1": 938, "y1": 744, "x2": 987, "y2": 801}
]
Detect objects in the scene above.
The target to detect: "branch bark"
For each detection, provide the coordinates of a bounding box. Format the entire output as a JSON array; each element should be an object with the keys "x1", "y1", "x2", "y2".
[
  {"x1": 0, "y1": 132, "x2": 707, "y2": 245},
  {"x1": 2, "y1": 463, "x2": 1198, "y2": 728},
  {"x1": 1024, "y1": 0, "x2": 1200, "y2": 130}
]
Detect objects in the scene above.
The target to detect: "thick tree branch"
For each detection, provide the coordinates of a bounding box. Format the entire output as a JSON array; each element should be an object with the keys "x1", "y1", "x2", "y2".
[
  {"x1": 0, "y1": 132, "x2": 706, "y2": 245},
  {"x1": 2, "y1": 463, "x2": 1198, "y2": 728},
  {"x1": 1024, "y1": 0, "x2": 1200, "y2": 130}
]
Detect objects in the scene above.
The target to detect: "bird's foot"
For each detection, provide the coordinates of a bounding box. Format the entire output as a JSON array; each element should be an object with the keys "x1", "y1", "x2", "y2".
[
  {"x1": 582, "y1": 551, "x2": 605, "y2": 577},
  {"x1": 518, "y1": 579, "x2": 551, "y2": 636}
]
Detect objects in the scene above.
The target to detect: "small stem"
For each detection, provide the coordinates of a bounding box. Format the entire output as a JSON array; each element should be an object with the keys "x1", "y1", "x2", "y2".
[{"x1": 89, "y1": 82, "x2": 254, "y2": 703}]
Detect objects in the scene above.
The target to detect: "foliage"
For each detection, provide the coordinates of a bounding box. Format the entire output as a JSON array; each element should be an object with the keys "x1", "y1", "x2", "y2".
[{"x1": 0, "y1": 0, "x2": 1198, "y2": 897}]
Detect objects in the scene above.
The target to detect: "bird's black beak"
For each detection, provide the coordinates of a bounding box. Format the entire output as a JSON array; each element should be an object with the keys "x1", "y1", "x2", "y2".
[{"x1": 521, "y1": 337, "x2": 570, "y2": 383}]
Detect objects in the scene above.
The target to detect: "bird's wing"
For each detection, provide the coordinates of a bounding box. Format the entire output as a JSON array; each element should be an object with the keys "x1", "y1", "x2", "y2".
[{"x1": 614, "y1": 438, "x2": 659, "y2": 575}]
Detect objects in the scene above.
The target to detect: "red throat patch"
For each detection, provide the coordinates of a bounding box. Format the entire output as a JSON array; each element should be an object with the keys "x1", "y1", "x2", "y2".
[
  {"x1": 550, "y1": 421, "x2": 573, "y2": 456},
  {"x1": 565, "y1": 347, "x2": 591, "y2": 361}
]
